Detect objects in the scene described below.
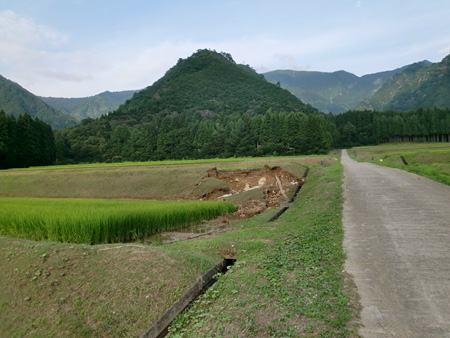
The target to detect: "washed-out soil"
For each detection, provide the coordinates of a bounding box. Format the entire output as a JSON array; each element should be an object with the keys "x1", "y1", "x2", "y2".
[
  {"x1": 202, "y1": 165, "x2": 302, "y2": 208},
  {"x1": 148, "y1": 165, "x2": 303, "y2": 244}
]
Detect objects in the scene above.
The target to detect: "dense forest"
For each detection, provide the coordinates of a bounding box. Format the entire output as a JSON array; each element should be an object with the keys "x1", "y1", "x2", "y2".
[
  {"x1": 0, "y1": 111, "x2": 56, "y2": 169},
  {"x1": 54, "y1": 49, "x2": 324, "y2": 164},
  {"x1": 56, "y1": 110, "x2": 329, "y2": 163},
  {"x1": 1, "y1": 107, "x2": 449, "y2": 169},
  {"x1": 329, "y1": 107, "x2": 450, "y2": 148},
  {"x1": 53, "y1": 106, "x2": 449, "y2": 164}
]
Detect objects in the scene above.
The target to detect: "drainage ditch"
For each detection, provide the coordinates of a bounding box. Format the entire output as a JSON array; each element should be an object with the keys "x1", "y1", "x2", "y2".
[
  {"x1": 141, "y1": 258, "x2": 236, "y2": 338},
  {"x1": 267, "y1": 167, "x2": 309, "y2": 222},
  {"x1": 141, "y1": 167, "x2": 309, "y2": 337}
]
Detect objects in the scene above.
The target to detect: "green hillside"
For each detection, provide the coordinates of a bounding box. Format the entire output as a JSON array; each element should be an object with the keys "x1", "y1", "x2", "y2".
[
  {"x1": 112, "y1": 49, "x2": 316, "y2": 122},
  {"x1": 58, "y1": 49, "x2": 325, "y2": 163},
  {"x1": 264, "y1": 68, "x2": 404, "y2": 113},
  {"x1": 357, "y1": 57, "x2": 450, "y2": 111},
  {"x1": 0, "y1": 75, "x2": 77, "y2": 129},
  {"x1": 41, "y1": 90, "x2": 138, "y2": 122}
]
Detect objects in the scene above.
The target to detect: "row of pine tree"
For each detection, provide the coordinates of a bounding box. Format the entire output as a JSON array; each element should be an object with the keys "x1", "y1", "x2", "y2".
[
  {"x1": 1, "y1": 107, "x2": 450, "y2": 169},
  {"x1": 0, "y1": 111, "x2": 55, "y2": 169}
]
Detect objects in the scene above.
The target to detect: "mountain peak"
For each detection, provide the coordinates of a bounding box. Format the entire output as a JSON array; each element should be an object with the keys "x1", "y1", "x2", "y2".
[
  {"x1": 111, "y1": 49, "x2": 315, "y2": 121},
  {"x1": 0, "y1": 74, "x2": 77, "y2": 129}
]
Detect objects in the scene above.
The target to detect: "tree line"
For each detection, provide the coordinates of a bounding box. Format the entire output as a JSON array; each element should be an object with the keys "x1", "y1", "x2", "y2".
[
  {"x1": 56, "y1": 110, "x2": 330, "y2": 163},
  {"x1": 329, "y1": 107, "x2": 450, "y2": 148},
  {"x1": 1, "y1": 107, "x2": 450, "y2": 169},
  {"x1": 0, "y1": 111, "x2": 55, "y2": 169}
]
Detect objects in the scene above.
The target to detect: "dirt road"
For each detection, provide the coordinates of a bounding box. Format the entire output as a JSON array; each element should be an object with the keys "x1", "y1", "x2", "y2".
[{"x1": 341, "y1": 149, "x2": 450, "y2": 337}]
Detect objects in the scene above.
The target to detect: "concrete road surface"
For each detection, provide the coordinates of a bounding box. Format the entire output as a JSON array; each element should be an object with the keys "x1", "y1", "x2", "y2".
[{"x1": 341, "y1": 149, "x2": 450, "y2": 338}]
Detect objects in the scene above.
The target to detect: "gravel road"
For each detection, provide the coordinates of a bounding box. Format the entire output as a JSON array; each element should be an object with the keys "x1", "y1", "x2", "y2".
[{"x1": 341, "y1": 149, "x2": 450, "y2": 338}]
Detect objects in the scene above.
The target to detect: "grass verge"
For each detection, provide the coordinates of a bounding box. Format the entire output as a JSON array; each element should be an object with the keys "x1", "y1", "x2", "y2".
[
  {"x1": 0, "y1": 238, "x2": 218, "y2": 338},
  {"x1": 166, "y1": 161, "x2": 359, "y2": 337},
  {"x1": 350, "y1": 143, "x2": 450, "y2": 186}
]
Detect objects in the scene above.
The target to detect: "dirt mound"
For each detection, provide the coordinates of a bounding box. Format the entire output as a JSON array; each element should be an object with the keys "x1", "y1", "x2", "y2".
[
  {"x1": 205, "y1": 165, "x2": 299, "y2": 194},
  {"x1": 203, "y1": 165, "x2": 301, "y2": 212},
  {"x1": 148, "y1": 165, "x2": 304, "y2": 244}
]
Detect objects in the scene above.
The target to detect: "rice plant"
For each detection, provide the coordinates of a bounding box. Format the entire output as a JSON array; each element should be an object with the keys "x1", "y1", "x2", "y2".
[{"x1": 0, "y1": 197, "x2": 236, "y2": 244}]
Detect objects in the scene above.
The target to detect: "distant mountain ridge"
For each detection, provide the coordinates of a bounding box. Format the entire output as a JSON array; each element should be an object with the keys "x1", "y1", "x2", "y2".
[
  {"x1": 358, "y1": 57, "x2": 449, "y2": 111},
  {"x1": 2, "y1": 51, "x2": 449, "y2": 132},
  {"x1": 0, "y1": 75, "x2": 77, "y2": 129},
  {"x1": 41, "y1": 90, "x2": 138, "y2": 122},
  {"x1": 263, "y1": 67, "x2": 407, "y2": 113}
]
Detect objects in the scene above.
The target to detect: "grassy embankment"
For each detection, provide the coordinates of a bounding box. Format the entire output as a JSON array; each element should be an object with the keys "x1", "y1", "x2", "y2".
[
  {"x1": 1, "y1": 155, "x2": 324, "y2": 172},
  {"x1": 0, "y1": 154, "x2": 358, "y2": 337},
  {"x1": 349, "y1": 143, "x2": 450, "y2": 186},
  {"x1": 0, "y1": 156, "x2": 327, "y2": 199},
  {"x1": 166, "y1": 158, "x2": 359, "y2": 337}
]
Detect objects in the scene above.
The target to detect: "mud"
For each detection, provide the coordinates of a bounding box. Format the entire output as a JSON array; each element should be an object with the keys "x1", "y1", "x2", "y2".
[
  {"x1": 147, "y1": 165, "x2": 303, "y2": 245},
  {"x1": 203, "y1": 165, "x2": 301, "y2": 208}
]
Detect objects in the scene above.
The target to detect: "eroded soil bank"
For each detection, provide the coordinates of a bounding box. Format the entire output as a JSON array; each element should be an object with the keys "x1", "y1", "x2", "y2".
[{"x1": 149, "y1": 165, "x2": 303, "y2": 244}]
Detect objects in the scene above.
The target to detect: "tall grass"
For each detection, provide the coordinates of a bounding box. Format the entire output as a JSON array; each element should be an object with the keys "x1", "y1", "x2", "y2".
[{"x1": 0, "y1": 197, "x2": 236, "y2": 244}]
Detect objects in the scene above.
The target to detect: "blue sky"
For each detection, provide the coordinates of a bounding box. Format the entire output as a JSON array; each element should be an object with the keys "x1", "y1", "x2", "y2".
[{"x1": 1, "y1": 0, "x2": 449, "y2": 97}]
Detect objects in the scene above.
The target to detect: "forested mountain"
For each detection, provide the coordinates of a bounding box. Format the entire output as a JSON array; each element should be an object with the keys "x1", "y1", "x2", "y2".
[
  {"x1": 113, "y1": 49, "x2": 317, "y2": 120},
  {"x1": 0, "y1": 75, "x2": 77, "y2": 129},
  {"x1": 263, "y1": 67, "x2": 405, "y2": 114},
  {"x1": 41, "y1": 90, "x2": 138, "y2": 122},
  {"x1": 358, "y1": 56, "x2": 449, "y2": 111},
  {"x1": 57, "y1": 49, "x2": 325, "y2": 164}
]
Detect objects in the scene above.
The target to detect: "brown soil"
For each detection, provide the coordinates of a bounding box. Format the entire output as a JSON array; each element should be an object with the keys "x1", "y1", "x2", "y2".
[
  {"x1": 201, "y1": 165, "x2": 303, "y2": 223},
  {"x1": 147, "y1": 165, "x2": 303, "y2": 244},
  {"x1": 203, "y1": 165, "x2": 301, "y2": 209}
]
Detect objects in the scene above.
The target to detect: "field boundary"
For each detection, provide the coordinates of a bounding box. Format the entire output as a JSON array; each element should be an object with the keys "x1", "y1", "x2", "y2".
[
  {"x1": 267, "y1": 167, "x2": 309, "y2": 222},
  {"x1": 141, "y1": 258, "x2": 235, "y2": 338}
]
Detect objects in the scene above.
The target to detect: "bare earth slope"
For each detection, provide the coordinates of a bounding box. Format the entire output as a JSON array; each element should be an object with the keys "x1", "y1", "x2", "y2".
[{"x1": 341, "y1": 149, "x2": 450, "y2": 337}]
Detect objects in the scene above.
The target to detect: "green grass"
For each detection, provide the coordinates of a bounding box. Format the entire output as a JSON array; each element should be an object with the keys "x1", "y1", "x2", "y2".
[
  {"x1": 0, "y1": 155, "x2": 326, "y2": 172},
  {"x1": 0, "y1": 154, "x2": 358, "y2": 337},
  {"x1": 0, "y1": 198, "x2": 236, "y2": 244},
  {"x1": 0, "y1": 155, "x2": 331, "y2": 200},
  {"x1": 0, "y1": 238, "x2": 217, "y2": 338},
  {"x1": 167, "y1": 160, "x2": 359, "y2": 337},
  {"x1": 350, "y1": 143, "x2": 450, "y2": 185}
]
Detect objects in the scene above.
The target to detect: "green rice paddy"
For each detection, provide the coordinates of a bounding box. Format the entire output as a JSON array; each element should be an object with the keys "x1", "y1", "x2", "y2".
[{"x1": 0, "y1": 197, "x2": 236, "y2": 244}]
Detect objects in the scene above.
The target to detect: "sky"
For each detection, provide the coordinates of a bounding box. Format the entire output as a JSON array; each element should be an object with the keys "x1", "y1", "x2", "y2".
[{"x1": 1, "y1": 0, "x2": 450, "y2": 98}]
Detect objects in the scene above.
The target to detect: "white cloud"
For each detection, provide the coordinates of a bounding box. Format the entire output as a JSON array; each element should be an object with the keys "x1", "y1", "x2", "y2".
[
  {"x1": 0, "y1": 10, "x2": 67, "y2": 54},
  {"x1": 438, "y1": 46, "x2": 450, "y2": 55},
  {"x1": 356, "y1": 1, "x2": 362, "y2": 8}
]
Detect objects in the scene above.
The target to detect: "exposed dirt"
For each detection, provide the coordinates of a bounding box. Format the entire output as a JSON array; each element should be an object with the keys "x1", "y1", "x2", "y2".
[
  {"x1": 203, "y1": 165, "x2": 301, "y2": 209},
  {"x1": 150, "y1": 166, "x2": 303, "y2": 244}
]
